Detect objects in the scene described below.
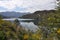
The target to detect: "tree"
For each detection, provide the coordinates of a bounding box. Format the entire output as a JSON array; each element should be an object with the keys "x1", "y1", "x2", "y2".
[
  {"x1": 0, "y1": 31, "x2": 7, "y2": 40},
  {"x1": 56, "y1": 0, "x2": 60, "y2": 10},
  {"x1": 14, "y1": 19, "x2": 20, "y2": 26}
]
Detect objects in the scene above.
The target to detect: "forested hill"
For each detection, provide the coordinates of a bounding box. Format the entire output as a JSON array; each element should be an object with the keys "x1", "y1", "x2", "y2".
[{"x1": 22, "y1": 10, "x2": 56, "y2": 19}]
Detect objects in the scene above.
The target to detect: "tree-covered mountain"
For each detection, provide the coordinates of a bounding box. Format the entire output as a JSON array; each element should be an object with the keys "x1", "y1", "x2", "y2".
[{"x1": 22, "y1": 10, "x2": 56, "y2": 19}]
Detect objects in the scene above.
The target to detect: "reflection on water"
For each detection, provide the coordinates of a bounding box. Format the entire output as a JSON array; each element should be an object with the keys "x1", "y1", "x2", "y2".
[{"x1": 20, "y1": 22, "x2": 38, "y2": 32}]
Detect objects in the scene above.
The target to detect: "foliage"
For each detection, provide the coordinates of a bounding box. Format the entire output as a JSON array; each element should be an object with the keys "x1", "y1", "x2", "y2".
[{"x1": 0, "y1": 19, "x2": 42, "y2": 40}]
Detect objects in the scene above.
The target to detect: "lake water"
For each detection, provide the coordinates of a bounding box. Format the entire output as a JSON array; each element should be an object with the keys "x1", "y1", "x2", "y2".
[{"x1": 2, "y1": 18, "x2": 38, "y2": 32}]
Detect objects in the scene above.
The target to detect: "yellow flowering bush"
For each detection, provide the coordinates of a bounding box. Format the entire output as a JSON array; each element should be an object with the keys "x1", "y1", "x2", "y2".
[
  {"x1": 57, "y1": 28, "x2": 60, "y2": 34},
  {"x1": 23, "y1": 34, "x2": 29, "y2": 40},
  {"x1": 32, "y1": 34, "x2": 41, "y2": 40}
]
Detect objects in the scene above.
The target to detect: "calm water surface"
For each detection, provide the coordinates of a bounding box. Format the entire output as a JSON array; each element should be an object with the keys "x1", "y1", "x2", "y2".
[{"x1": 3, "y1": 18, "x2": 38, "y2": 31}]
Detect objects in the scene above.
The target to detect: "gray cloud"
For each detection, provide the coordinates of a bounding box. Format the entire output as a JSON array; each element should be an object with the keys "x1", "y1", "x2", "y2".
[{"x1": 0, "y1": 0, "x2": 57, "y2": 12}]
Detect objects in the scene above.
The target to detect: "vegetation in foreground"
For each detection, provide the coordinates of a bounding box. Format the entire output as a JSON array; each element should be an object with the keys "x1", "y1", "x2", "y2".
[
  {"x1": 0, "y1": 19, "x2": 42, "y2": 40},
  {"x1": 0, "y1": 9, "x2": 60, "y2": 40}
]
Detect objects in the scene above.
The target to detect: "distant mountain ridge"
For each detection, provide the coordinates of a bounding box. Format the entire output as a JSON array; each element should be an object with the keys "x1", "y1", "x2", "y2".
[{"x1": 0, "y1": 11, "x2": 30, "y2": 18}]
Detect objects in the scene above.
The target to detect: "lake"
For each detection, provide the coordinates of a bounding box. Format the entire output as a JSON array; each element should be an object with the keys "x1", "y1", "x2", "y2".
[{"x1": 2, "y1": 18, "x2": 38, "y2": 32}]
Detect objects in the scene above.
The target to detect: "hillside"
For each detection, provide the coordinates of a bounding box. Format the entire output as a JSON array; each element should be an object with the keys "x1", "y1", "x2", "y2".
[{"x1": 22, "y1": 10, "x2": 56, "y2": 19}]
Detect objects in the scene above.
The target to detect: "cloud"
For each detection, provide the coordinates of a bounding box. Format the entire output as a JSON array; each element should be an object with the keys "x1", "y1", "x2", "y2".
[
  {"x1": 0, "y1": 0, "x2": 21, "y2": 10},
  {"x1": 0, "y1": 0, "x2": 57, "y2": 12}
]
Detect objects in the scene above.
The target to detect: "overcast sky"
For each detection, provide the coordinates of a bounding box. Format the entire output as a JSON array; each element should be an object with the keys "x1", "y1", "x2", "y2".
[{"x1": 0, "y1": 0, "x2": 57, "y2": 13}]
